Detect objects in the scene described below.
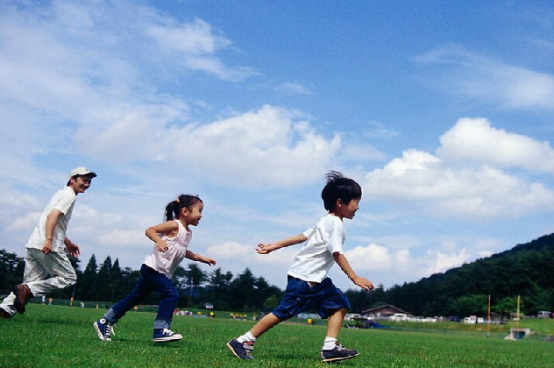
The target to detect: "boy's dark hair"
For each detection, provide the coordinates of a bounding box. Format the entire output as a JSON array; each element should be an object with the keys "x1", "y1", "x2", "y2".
[
  {"x1": 321, "y1": 171, "x2": 362, "y2": 211},
  {"x1": 164, "y1": 194, "x2": 203, "y2": 221}
]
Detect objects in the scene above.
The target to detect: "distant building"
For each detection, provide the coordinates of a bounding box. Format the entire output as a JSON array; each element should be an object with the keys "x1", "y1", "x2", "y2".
[{"x1": 361, "y1": 304, "x2": 413, "y2": 319}]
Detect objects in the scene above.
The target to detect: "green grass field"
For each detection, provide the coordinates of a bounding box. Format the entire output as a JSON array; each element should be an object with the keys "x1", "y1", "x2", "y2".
[{"x1": 1, "y1": 304, "x2": 553, "y2": 368}]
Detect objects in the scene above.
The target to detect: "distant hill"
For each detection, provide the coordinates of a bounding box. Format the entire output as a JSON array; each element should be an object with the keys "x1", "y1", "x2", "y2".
[{"x1": 379, "y1": 234, "x2": 554, "y2": 317}]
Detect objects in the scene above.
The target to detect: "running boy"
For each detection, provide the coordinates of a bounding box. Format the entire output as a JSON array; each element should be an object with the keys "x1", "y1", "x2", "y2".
[
  {"x1": 93, "y1": 194, "x2": 216, "y2": 343},
  {"x1": 227, "y1": 171, "x2": 374, "y2": 363}
]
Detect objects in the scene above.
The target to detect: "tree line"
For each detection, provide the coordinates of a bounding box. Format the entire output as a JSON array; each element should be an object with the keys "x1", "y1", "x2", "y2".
[
  {"x1": 362, "y1": 234, "x2": 554, "y2": 318},
  {"x1": 0, "y1": 250, "x2": 284, "y2": 312},
  {"x1": 2, "y1": 233, "x2": 553, "y2": 316}
]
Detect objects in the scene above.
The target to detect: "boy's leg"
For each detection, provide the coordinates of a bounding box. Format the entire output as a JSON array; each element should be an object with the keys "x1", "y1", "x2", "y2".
[
  {"x1": 227, "y1": 313, "x2": 282, "y2": 359},
  {"x1": 325, "y1": 307, "x2": 347, "y2": 338},
  {"x1": 321, "y1": 308, "x2": 359, "y2": 362},
  {"x1": 228, "y1": 276, "x2": 313, "y2": 360},
  {"x1": 315, "y1": 279, "x2": 359, "y2": 362},
  {"x1": 250, "y1": 312, "x2": 281, "y2": 338},
  {"x1": 322, "y1": 307, "x2": 347, "y2": 351}
]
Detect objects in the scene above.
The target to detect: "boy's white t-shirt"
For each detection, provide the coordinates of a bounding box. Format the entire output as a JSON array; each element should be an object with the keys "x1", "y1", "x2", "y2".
[
  {"x1": 143, "y1": 219, "x2": 192, "y2": 278},
  {"x1": 26, "y1": 186, "x2": 77, "y2": 253},
  {"x1": 287, "y1": 214, "x2": 345, "y2": 283}
]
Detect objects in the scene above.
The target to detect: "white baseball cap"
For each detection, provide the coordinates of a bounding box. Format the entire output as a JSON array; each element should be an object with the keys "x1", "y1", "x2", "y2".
[{"x1": 69, "y1": 167, "x2": 97, "y2": 179}]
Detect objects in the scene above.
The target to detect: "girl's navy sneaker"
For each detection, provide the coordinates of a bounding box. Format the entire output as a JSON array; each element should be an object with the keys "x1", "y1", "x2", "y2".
[{"x1": 93, "y1": 318, "x2": 113, "y2": 341}]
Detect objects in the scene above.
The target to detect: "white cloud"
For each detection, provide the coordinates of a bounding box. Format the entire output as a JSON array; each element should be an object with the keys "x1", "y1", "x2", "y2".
[
  {"x1": 74, "y1": 104, "x2": 341, "y2": 188},
  {"x1": 146, "y1": 17, "x2": 256, "y2": 81},
  {"x1": 0, "y1": 1, "x2": 251, "y2": 127},
  {"x1": 147, "y1": 18, "x2": 231, "y2": 55},
  {"x1": 336, "y1": 239, "x2": 477, "y2": 288},
  {"x1": 438, "y1": 118, "x2": 554, "y2": 173},
  {"x1": 340, "y1": 142, "x2": 388, "y2": 164},
  {"x1": 173, "y1": 105, "x2": 341, "y2": 187},
  {"x1": 0, "y1": 1, "x2": 339, "y2": 190},
  {"x1": 275, "y1": 82, "x2": 312, "y2": 95},
  {"x1": 364, "y1": 118, "x2": 554, "y2": 219},
  {"x1": 96, "y1": 229, "x2": 145, "y2": 249},
  {"x1": 423, "y1": 247, "x2": 470, "y2": 276},
  {"x1": 362, "y1": 121, "x2": 400, "y2": 140},
  {"x1": 345, "y1": 244, "x2": 395, "y2": 272},
  {"x1": 415, "y1": 44, "x2": 554, "y2": 110},
  {"x1": 339, "y1": 242, "x2": 468, "y2": 288},
  {"x1": 206, "y1": 241, "x2": 254, "y2": 261}
]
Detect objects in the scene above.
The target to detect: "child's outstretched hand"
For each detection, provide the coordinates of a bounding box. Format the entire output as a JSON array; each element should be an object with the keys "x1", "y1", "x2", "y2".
[
  {"x1": 200, "y1": 256, "x2": 217, "y2": 266},
  {"x1": 256, "y1": 243, "x2": 275, "y2": 254},
  {"x1": 353, "y1": 276, "x2": 375, "y2": 292}
]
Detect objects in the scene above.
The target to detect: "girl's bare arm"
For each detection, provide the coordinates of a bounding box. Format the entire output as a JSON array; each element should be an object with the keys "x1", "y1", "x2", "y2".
[
  {"x1": 185, "y1": 250, "x2": 216, "y2": 266},
  {"x1": 145, "y1": 221, "x2": 178, "y2": 252}
]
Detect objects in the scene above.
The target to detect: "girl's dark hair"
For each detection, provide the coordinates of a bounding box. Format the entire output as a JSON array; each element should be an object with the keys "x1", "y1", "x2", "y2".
[
  {"x1": 321, "y1": 171, "x2": 362, "y2": 211},
  {"x1": 164, "y1": 194, "x2": 203, "y2": 221}
]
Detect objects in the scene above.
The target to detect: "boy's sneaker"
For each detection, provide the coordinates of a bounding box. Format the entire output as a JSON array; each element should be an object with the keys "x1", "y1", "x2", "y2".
[
  {"x1": 321, "y1": 343, "x2": 360, "y2": 363},
  {"x1": 93, "y1": 318, "x2": 113, "y2": 341},
  {"x1": 153, "y1": 328, "x2": 183, "y2": 343},
  {"x1": 227, "y1": 339, "x2": 254, "y2": 359}
]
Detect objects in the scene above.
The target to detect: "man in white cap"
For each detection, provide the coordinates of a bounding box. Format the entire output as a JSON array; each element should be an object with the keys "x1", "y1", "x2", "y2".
[{"x1": 0, "y1": 167, "x2": 97, "y2": 318}]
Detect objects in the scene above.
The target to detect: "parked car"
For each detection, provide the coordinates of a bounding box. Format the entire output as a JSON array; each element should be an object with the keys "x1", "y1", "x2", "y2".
[
  {"x1": 538, "y1": 311, "x2": 552, "y2": 319},
  {"x1": 463, "y1": 316, "x2": 477, "y2": 324},
  {"x1": 389, "y1": 313, "x2": 408, "y2": 321}
]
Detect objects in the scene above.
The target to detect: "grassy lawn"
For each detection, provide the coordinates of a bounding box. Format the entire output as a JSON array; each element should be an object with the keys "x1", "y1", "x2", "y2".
[{"x1": 0, "y1": 304, "x2": 553, "y2": 368}]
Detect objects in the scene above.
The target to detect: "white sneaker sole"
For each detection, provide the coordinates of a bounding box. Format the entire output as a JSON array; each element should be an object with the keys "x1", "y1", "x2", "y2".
[
  {"x1": 321, "y1": 352, "x2": 359, "y2": 363},
  {"x1": 153, "y1": 334, "x2": 183, "y2": 343}
]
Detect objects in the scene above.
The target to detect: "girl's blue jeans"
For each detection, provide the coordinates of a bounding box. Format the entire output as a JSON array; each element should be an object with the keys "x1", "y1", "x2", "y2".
[{"x1": 104, "y1": 264, "x2": 179, "y2": 330}]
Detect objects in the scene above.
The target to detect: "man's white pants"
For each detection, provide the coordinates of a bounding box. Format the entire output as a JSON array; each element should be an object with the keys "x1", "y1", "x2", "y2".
[{"x1": 0, "y1": 248, "x2": 77, "y2": 317}]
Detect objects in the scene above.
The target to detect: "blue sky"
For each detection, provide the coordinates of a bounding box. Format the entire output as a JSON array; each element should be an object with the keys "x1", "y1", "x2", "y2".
[{"x1": 1, "y1": 0, "x2": 554, "y2": 292}]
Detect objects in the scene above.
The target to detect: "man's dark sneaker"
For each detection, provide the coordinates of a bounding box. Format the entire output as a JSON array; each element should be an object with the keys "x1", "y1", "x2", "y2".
[
  {"x1": 14, "y1": 284, "x2": 32, "y2": 314},
  {"x1": 227, "y1": 338, "x2": 254, "y2": 359},
  {"x1": 321, "y1": 343, "x2": 360, "y2": 363},
  {"x1": 153, "y1": 328, "x2": 183, "y2": 343},
  {"x1": 0, "y1": 307, "x2": 12, "y2": 319},
  {"x1": 93, "y1": 318, "x2": 113, "y2": 341}
]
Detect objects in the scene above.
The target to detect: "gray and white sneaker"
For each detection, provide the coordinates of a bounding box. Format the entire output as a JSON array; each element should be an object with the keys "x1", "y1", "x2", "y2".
[{"x1": 227, "y1": 338, "x2": 254, "y2": 359}]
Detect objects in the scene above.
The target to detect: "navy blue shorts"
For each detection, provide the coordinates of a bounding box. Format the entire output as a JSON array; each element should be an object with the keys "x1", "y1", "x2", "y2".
[{"x1": 272, "y1": 276, "x2": 351, "y2": 320}]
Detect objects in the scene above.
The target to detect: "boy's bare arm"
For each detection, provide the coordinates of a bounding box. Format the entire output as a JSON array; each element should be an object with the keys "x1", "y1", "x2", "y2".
[
  {"x1": 333, "y1": 252, "x2": 374, "y2": 291},
  {"x1": 257, "y1": 233, "x2": 308, "y2": 254}
]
